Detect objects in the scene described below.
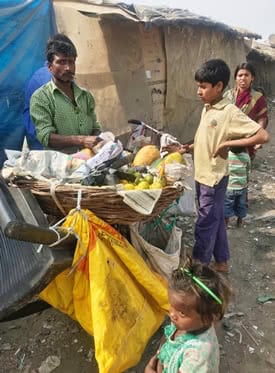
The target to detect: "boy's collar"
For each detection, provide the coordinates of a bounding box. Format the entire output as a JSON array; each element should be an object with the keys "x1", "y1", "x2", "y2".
[{"x1": 204, "y1": 97, "x2": 230, "y2": 110}]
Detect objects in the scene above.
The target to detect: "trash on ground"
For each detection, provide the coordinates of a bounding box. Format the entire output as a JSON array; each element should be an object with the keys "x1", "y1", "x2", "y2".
[
  {"x1": 38, "y1": 355, "x2": 61, "y2": 373},
  {"x1": 257, "y1": 295, "x2": 275, "y2": 304}
]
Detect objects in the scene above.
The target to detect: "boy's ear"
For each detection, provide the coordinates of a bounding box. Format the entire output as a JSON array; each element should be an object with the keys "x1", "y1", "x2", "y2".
[{"x1": 216, "y1": 81, "x2": 224, "y2": 92}]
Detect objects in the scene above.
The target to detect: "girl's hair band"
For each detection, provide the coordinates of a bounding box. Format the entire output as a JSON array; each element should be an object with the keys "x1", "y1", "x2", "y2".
[{"x1": 181, "y1": 268, "x2": 223, "y2": 305}]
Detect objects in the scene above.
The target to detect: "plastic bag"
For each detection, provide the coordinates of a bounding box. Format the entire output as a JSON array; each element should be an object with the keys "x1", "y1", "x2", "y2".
[
  {"x1": 130, "y1": 220, "x2": 182, "y2": 279},
  {"x1": 3, "y1": 149, "x2": 69, "y2": 180},
  {"x1": 177, "y1": 154, "x2": 196, "y2": 215},
  {"x1": 40, "y1": 209, "x2": 168, "y2": 373}
]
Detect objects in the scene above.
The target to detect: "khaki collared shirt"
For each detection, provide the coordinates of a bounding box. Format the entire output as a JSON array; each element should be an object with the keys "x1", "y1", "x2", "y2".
[
  {"x1": 30, "y1": 80, "x2": 101, "y2": 152},
  {"x1": 194, "y1": 97, "x2": 261, "y2": 187}
]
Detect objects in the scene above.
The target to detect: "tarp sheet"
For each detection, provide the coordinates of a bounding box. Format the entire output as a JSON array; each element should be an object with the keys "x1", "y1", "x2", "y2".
[{"x1": 0, "y1": 0, "x2": 56, "y2": 166}]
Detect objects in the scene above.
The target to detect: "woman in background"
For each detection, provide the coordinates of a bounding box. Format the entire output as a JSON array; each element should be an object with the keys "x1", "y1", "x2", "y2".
[{"x1": 224, "y1": 62, "x2": 268, "y2": 159}]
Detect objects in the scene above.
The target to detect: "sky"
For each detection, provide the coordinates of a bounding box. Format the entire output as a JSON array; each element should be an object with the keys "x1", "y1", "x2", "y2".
[{"x1": 125, "y1": 0, "x2": 275, "y2": 41}]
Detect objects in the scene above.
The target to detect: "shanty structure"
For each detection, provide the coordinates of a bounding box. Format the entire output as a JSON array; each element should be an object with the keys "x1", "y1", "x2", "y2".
[
  {"x1": 247, "y1": 40, "x2": 275, "y2": 98},
  {"x1": 54, "y1": 1, "x2": 261, "y2": 141}
]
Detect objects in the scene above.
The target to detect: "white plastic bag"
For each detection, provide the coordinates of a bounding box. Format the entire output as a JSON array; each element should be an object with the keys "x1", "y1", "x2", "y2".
[
  {"x1": 85, "y1": 140, "x2": 123, "y2": 171},
  {"x1": 130, "y1": 222, "x2": 182, "y2": 279},
  {"x1": 3, "y1": 150, "x2": 69, "y2": 180},
  {"x1": 177, "y1": 154, "x2": 196, "y2": 215}
]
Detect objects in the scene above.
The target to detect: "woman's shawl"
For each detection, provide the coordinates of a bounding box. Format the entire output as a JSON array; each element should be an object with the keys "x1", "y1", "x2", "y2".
[{"x1": 224, "y1": 88, "x2": 268, "y2": 122}]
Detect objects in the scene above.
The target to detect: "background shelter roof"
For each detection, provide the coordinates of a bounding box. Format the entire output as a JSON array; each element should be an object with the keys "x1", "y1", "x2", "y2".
[{"x1": 53, "y1": 1, "x2": 261, "y2": 39}]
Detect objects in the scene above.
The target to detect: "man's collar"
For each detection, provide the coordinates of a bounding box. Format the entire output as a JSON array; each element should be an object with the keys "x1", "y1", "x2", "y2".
[
  {"x1": 49, "y1": 79, "x2": 58, "y2": 93},
  {"x1": 49, "y1": 80, "x2": 82, "y2": 98}
]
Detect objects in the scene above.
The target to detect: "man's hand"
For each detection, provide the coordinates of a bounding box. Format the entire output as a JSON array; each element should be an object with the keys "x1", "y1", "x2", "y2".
[
  {"x1": 213, "y1": 144, "x2": 229, "y2": 159},
  {"x1": 162, "y1": 143, "x2": 190, "y2": 154},
  {"x1": 83, "y1": 136, "x2": 102, "y2": 149},
  {"x1": 144, "y1": 355, "x2": 158, "y2": 373}
]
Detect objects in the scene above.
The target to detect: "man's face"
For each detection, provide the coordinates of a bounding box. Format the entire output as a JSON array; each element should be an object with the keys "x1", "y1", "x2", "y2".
[
  {"x1": 48, "y1": 53, "x2": 76, "y2": 83},
  {"x1": 196, "y1": 81, "x2": 223, "y2": 105}
]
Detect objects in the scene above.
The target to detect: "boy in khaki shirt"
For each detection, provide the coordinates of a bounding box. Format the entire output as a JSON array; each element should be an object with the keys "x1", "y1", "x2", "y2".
[{"x1": 183, "y1": 59, "x2": 269, "y2": 273}]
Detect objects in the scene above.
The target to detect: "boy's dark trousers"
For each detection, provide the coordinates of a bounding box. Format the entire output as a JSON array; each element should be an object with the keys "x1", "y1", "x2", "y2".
[{"x1": 193, "y1": 176, "x2": 229, "y2": 264}]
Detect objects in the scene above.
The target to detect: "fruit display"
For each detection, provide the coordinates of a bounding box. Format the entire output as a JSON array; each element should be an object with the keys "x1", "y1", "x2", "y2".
[
  {"x1": 116, "y1": 148, "x2": 189, "y2": 190},
  {"x1": 120, "y1": 169, "x2": 166, "y2": 190},
  {"x1": 72, "y1": 141, "x2": 189, "y2": 190},
  {"x1": 132, "y1": 145, "x2": 160, "y2": 166}
]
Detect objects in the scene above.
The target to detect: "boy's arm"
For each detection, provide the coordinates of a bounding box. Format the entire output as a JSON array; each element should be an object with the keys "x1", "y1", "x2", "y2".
[{"x1": 213, "y1": 128, "x2": 269, "y2": 159}]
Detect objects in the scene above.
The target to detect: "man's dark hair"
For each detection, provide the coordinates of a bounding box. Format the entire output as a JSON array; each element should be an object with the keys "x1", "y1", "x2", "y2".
[
  {"x1": 195, "y1": 59, "x2": 231, "y2": 90},
  {"x1": 46, "y1": 33, "x2": 77, "y2": 63},
  {"x1": 234, "y1": 62, "x2": 255, "y2": 79}
]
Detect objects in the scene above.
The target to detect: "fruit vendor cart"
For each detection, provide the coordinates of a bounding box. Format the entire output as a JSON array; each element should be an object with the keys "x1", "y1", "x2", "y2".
[
  {"x1": 0, "y1": 128, "x2": 187, "y2": 321},
  {"x1": 0, "y1": 119, "x2": 194, "y2": 372}
]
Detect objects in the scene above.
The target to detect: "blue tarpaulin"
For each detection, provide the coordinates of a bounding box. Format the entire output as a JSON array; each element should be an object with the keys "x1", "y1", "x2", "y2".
[{"x1": 0, "y1": 0, "x2": 56, "y2": 166}]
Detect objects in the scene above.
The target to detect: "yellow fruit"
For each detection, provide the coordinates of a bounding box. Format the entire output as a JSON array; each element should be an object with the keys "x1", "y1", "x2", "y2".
[
  {"x1": 164, "y1": 152, "x2": 184, "y2": 164},
  {"x1": 120, "y1": 179, "x2": 128, "y2": 184},
  {"x1": 160, "y1": 177, "x2": 167, "y2": 187},
  {"x1": 80, "y1": 148, "x2": 94, "y2": 157},
  {"x1": 135, "y1": 181, "x2": 150, "y2": 190},
  {"x1": 123, "y1": 183, "x2": 135, "y2": 190},
  {"x1": 134, "y1": 174, "x2": 142, "y2": 185},
  {"x1": 150, "y1": 182, "x2": 162, "y2": 189},
  {"x1": 133, "y1": 145, "x2": 160, "y2": 166},
  {"x1": 143, "y1": 174, "x2": 154, "y2": 184},
  {"x1": 154, "y1": 176, "x2": 167, "y2": 187}
]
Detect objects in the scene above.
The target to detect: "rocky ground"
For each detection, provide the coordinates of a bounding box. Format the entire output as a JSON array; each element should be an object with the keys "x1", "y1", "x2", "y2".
[{"x1": 1, "y1": 112, "x2": 275, "y2": 373}]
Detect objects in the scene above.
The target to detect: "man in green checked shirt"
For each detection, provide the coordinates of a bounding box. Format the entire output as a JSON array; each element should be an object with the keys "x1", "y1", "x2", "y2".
[{"x1": 30, "y1": 36, "x2": 101, "y2": 154}]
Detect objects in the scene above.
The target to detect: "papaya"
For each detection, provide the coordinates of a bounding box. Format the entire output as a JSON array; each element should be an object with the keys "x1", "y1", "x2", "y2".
[{"x1": 133, "y1": 145, "x2": 160, "y2": 166}]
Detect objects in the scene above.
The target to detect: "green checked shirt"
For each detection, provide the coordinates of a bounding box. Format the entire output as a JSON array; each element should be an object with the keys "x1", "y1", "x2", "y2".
[{"x1": 30, "y1": 80, "x2": 101, "y2": 152}]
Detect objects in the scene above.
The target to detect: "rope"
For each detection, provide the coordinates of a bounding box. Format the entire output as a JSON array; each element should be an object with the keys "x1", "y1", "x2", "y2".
[
  {"x1": 36, "y1": 210, "x2": 81, "y2": 254},
  {"x1": 150, "y1": 200, "x2": 179, "y2": 232},
  {"x1": 76, "y1": 189, "x2": 82, "y2": 210},
  {"x1": 50, "y1": 181, "x2": 67, "y2": 216},
  {"x1": 36, "y1": 190, "x2": 87, "y2": 258}
]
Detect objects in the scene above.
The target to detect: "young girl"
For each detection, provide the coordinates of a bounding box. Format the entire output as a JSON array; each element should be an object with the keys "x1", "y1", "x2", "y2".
[{"x1": 145, "y1": 260, "x2": 232, "y2": 373}]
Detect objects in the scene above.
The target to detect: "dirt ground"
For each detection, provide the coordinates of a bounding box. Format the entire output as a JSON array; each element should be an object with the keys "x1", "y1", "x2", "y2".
[{"x1": 1, "y1": 112, "x2": 275, "y2": 373}]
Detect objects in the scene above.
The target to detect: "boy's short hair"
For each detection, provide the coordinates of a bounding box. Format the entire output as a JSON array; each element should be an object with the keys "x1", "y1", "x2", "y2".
[
  {"x1": 46, "y1": 34, "x2": 77, "y2": 63},
  {"x1": 195, "y1": 59, "x2": 230, "y2": 90}
]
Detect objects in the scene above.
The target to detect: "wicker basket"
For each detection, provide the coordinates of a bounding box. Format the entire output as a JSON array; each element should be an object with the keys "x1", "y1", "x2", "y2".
[{"x1": 12, "y1": 179, "x2": 183, "y2": 225}]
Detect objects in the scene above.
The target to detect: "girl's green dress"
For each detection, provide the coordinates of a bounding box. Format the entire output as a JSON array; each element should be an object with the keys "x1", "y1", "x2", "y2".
[{"x1": 157, "y1": 323, "x2": 219, "y2": 373}]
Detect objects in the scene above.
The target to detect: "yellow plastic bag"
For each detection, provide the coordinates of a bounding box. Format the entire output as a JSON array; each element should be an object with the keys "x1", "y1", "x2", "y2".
[{"x1": 40, "y1": 209, "x2": 168, "y2": 372}]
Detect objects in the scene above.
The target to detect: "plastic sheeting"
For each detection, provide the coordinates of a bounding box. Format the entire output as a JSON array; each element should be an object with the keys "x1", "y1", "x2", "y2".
[{"x1": 0, "y1": 0, "x2": 56, "y2": 166}]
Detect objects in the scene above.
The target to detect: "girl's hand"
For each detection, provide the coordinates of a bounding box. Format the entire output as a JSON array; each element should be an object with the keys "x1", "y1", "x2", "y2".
[{"x1": 144, "y1": 355, "x2": 158, "y2": 373}]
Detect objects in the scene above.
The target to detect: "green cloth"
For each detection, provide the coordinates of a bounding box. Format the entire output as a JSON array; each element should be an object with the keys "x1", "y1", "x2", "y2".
[
  {"x1": 30, "y1": 80, "x2": 101, "y2": 151},
  {"x1": 227, "y1": 151, "x2": 251, "y2": 190},
  {"x1": 157, "y1": 323, "x2": 219, "y2": 373}
]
